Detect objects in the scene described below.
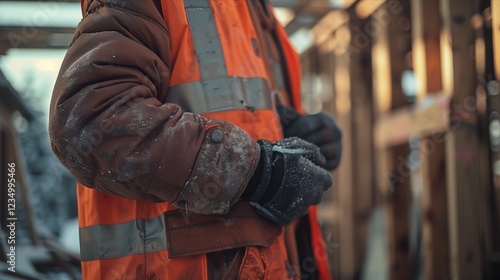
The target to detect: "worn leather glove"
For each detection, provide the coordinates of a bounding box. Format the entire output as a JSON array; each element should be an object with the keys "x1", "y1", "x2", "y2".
[
  {"x1": 242, "y1": 137, "x2": 333, "y2": 226},
  {"x1": 277, "y1": 105, "x2": 342, "y2": 171}
]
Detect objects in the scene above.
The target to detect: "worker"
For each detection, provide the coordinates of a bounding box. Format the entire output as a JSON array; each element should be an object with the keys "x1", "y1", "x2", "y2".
[{"x1": 49, "y1": 0, "x2": 342, "y2": 279}]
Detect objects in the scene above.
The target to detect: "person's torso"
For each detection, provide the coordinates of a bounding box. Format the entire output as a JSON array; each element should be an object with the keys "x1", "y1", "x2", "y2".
[
  {"x1": 77, "y1": 1, "x2": 300, "y2": 279},
  {"x1": 163, "y1": 0, "x2": 293, "y2": 141}
]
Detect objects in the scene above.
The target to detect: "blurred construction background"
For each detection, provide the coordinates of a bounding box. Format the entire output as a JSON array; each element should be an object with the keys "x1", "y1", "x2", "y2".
[{"x1": 1, "y1": 0, "x2": 499, "y2": 279}]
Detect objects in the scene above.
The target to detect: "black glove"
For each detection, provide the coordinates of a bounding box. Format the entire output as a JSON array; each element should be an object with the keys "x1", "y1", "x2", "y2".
[
  {"x1": 242, "y1": 137, "x2": 333, "y2": 226},
  {"x1": 277, "y1": 105, "x2": 342, "y2": 171}
]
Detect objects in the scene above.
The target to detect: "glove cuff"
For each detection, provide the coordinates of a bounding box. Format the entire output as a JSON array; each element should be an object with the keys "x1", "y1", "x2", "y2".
[{"x1": 241, "y1": 140, "x2": 273, "y2": 202}]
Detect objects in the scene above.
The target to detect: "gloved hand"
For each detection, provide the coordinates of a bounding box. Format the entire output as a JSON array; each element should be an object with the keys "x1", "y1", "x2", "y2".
[
  {"x1": 277, "y1": 105, "x2": 342, "y2": 171},
  {"x1": 241, "y1": 137, "x2": 332, "y2": 226}
]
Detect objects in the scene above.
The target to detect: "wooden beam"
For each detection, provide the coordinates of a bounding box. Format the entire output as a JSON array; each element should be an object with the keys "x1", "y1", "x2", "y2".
[
  {"x1": 374, "y1": 94, "x2": 450, "y2": 148},
  {"x1": 371, "y1": 1, "x2": 412, "y2": 279},
  {"x1": 470, "y1": 1, "x2": 500, "y2": 275},
  {"x1": 411, "y1": 1, "x2": 450, "y2": 279},
  {"x1": 348, "y1": 14, "x2": 375, "y2": 278},
  {"x1": 420, "y1": 133, "x2": 450, "y2": 279},
  {"x1": 384, "y1": 0, "x2": 412, "y2": 277},
  {"x1": 355, "y1": 0, "x2": 386, "y2": 19},
  {"x1": 440, "y1": 0, "x2": 483, "y2": 279},
  {"x1": 490, "y1": 2, "x2": 500, "y2": 254},
  {"x1": 0, "y1": 27, "x2": 75, "y2": 53},
  {"x1": 492, "y1": 0, "x2": 500, "y2": 81},
  {"x1": 412, "y1": 0, "x2": 443, "y2": 99},
  {"x1": 333, "y1": 50, "x2": 357, "y2": 280},
  {"x1": 385, "y1": 143, "x2": 412, "y2": 280},
  {"x1": 371, "y1": 3, "x2": 392, "y2": 210},
  {"x1": 325, "y1": 11, "x2": 377, "y2": 279},
  {"x1": 372, "y1": 8, "x2": 392, "y2": 115},
  {"x1": 311, "y1": 10, "x2": 348, "y2": 46},
  {"x1": 316, "y1": 42, "x2": 341, "y2": 280},
  {"x1": 487, "y1": 0, "x2": 500, "y2": 255},
  {"x1": 375, "y1": 108, "x2": 411, "y2": 148},
  {"x1": 473, "y1": 3, "x2": 498, "y2": 276}
]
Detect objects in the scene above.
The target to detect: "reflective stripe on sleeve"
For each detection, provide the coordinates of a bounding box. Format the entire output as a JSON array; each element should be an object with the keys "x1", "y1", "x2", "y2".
[{"x1": 79, "y1": 215, "x2": 167, "y2": 261}]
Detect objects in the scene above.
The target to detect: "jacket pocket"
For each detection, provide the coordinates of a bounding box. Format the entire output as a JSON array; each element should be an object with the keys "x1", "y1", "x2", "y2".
[{"x1": 164, "y1": 202, "x2": 281, "y2": 257}]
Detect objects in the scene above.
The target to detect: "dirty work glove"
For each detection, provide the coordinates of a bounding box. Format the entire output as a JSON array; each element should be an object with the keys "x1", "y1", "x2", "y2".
[
  {"x1": 242, "y1": 137, "x2": 333, "y2": 226},
  {"x1": 277, "y1": 105, "x2": 342, "y2": 171}
]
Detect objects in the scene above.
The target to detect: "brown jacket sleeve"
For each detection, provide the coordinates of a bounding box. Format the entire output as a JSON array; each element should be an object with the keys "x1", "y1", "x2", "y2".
[{"x1": 49, "y1": 0, "x2": 259, "y2": 214}]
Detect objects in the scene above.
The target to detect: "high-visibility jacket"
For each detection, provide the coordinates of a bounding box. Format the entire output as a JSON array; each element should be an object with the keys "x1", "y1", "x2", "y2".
[{"x1": 50, "y1": 0, "x2": 332, "y2": 279}]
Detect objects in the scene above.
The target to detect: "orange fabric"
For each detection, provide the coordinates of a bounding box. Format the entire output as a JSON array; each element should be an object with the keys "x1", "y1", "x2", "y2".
[
  {"x1": 77, "y1": 183, "x2": 168, "y2": 227},
  {"x1": 162, "y1": 0, "x2": 201, "y2": 86},
  {"x1": 308, "y1": 206, "x2": 332, "y2": 280},
  {"x1": 203, "y1": 109, "x2": 283, "y2": 142},
  {"x1": 239, "y1": 233, "x2": 290, "y2": 279},
  {"x1": 213, "y1": 1, "x2": 269, "y2": 79}
]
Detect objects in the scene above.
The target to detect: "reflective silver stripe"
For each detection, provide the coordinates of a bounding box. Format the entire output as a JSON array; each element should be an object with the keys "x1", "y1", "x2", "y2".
[
  {"x1": 167, "y1": 77, "x2": 272, "y2": 114},
  {"x1": 79, "y1": 215, "x2": 166, "y2": 261},
  {"x1": 185, "y1": 0, "x2": 227, "y2": 79}
]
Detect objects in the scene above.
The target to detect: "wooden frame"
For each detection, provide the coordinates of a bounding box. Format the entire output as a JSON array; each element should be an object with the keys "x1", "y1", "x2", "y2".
[{"x1": 370, "y1": 1, "x2": 413, "y2": 279}]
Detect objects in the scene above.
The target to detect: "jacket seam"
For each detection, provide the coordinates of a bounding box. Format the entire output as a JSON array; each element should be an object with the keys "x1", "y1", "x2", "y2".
[
  {"x1": 53, "y1": 147, "x2": 160, "y2": 199},
  {"x1": 144, "y1": 107, "x2": 181, "y2": 198}
]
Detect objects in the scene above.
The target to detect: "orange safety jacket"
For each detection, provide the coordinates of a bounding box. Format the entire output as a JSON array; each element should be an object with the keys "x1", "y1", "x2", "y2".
[{"x1": 71, "y1": 0, "x2": 332, "y2": 279}]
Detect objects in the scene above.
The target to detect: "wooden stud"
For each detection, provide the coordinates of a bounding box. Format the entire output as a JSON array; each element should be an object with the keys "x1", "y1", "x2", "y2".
[
  {"x1": 492, "y1": 0, "x2": 500, "y2": 81},
  {"x1": 333, "y1": 47, "x2": 357, "y2": 280},
  {"x1": 370, "y1": 1, "x2": 413, "y2": 279},
  {"x1": 411, "y1": 1, "x2": 450, "y2": 279},
  {"x1": 440, "y1": 0, "x2": 483, "y2": 279},
  {"x1": 316, "y1": 41, "x2": 342, "y2": 279},
  {"x1": 324, "y1": 10, "x2": 378, "y2": 278},
  {"x1": 347, "y1": 13, "x2": 376, "y2": 278},
  {"x1": 384, "y1": 1, "x2": 413, "y2": 277},
  {"x1": 473, "y1": 2, "x2": 497, "y2": 276},
  {"x1": 490, "y1": 0, "x2": 500, "y2": 254}
]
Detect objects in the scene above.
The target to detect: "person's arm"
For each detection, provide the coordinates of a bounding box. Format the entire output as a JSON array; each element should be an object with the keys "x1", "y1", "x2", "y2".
[
  {"x1": 50, "y1": 0, "x2": 333, "y2": 225},
  {"x1": 49, "y1": 0, "x2": 259, "y2": 214}
]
